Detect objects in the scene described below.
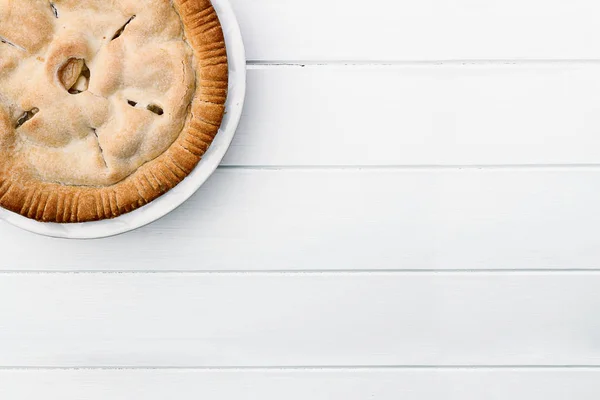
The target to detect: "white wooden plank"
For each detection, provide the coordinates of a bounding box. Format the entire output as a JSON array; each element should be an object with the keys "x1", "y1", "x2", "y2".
[
  {"x1": 2, "y1": 369, "x2": 600, "y2": 399},
  {"x1": 232, "y1": 0, "x2": 600, "y2": 61},
  {"x1": 2, "y1": 168, "x2": 600, "y2": 270},
  {"x1": 0, "y1": 273, "x2": 599, "y2": 366},
  {"x1": 225, "y1": 65, "x2": 600, "y2": 166}
]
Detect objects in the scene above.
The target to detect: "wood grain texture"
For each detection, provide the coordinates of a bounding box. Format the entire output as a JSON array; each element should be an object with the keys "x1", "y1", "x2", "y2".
[
  {"x1": 224, "y1": 65, "x2": 600, "y2": 166},
  {"x1": 2, "y1": 369, "x2": 600, "y2": 400},
  {"x1": 1, "y1": 273, "x2": 600, "y2": 366},
  {"x1": 1, "y1": 168, "x2": 600, "y2": 271},
  {"x1": 231, "y1": 0, "x2": 600, "y2": 61}
]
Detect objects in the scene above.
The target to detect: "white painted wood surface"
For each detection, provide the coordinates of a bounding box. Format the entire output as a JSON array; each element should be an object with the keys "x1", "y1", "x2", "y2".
[
  {"x1": 2, "y1": 369, "x2": 600, "y2": 400},
  {"x1": 1, "y1": 273, "x2": 600, "y2": 366},
  {"x1": 3, "y1": 0, "x2": 600, "y2": 397},
  {"x1": 231, "y1": 0, "x2": 600, "y2": 61},
  {"x1": 3, "y1": 168, "x2": 600, "y2": 271},
  {"x1": 225, "y1": 65, "x2": 600, "y2": 166}
]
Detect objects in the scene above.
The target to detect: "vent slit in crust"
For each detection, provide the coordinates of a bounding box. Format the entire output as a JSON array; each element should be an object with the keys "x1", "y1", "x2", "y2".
[
  {"x1": 92, "y1": 128, "x2": 108, "y2": 169},
  {"x1": 15, "y1": 108, "x2": 39, "y2": 128},
  {"x1": 111, "y1": 15, "x2": 136, "y2": 41},
  {"x1": 59, "y1": 58, "x2": 90, "y2": 94},
  {"x1": 147, "y1": 104, "x2": 164, "y2": 116},
  {"x1": 0, "y1": 35, "x2": 25, "y2": 51},
  {"x1": 50, "y1": 3, "x2": 59, "y2": 18}
]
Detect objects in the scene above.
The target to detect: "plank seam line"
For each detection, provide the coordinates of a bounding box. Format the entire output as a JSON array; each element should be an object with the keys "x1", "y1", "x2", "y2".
[
  {"x1": 1, "y1": 269, "x2": 600, "y2": 275},
  {"x1": 3, "y1": 366, "x2": 600, "y2": 371},
  {"x1": 247, "y1": 59, "x2": 600, "y2": 68},
  {"x1": 217, "y1": 165, "x2": 600, "y2": 172}
]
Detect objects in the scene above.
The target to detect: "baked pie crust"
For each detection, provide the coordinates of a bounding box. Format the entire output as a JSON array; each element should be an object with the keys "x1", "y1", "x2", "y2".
[{"x1": 0, "y1": 0, "x2": 227, "y2": 222}]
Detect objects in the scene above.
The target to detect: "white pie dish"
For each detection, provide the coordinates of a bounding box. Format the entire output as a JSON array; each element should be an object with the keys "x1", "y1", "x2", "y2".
[{"x1": 0, "y1": 0, "x2": 246, "y2": 239}]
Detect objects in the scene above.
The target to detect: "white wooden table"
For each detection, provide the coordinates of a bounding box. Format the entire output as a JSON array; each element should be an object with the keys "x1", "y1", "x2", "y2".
[{"x1": 3, "y1": 0, "x2": 600, "y2": 398}]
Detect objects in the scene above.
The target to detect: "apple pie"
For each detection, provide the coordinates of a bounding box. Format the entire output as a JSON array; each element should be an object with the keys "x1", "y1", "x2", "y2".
[{"x1": 0, "y1": 0, "x2": 227, "y2": 222}]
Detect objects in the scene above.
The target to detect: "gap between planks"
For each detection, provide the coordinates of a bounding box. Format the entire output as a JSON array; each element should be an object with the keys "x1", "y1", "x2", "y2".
[
  {"x1": 3, "y1": 366, "x2": 600, "y2": 371},
  {"x1": 246, "y1": 59, "x2": 600, "y2": 69},
  {"x1": 216, "y1": 165, "x2": 600, "y2": 171},
  {"x1": 2, "y1": 270, "x2": 600, "y2": 275}
]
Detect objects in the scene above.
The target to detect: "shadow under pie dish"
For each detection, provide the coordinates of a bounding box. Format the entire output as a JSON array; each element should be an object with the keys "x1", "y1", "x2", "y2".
[{"x1": 0, "y1": 0, "x2": 228, "y2": 223}]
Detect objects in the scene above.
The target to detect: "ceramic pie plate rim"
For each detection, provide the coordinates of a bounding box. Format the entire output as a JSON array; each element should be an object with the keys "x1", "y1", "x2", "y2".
[{"x1": 0, "y1": 0, "x2": 246, "y2": 239}]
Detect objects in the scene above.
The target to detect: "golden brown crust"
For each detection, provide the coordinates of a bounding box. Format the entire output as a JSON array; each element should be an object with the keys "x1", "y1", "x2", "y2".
[{"x1": 0, "y1": 0, "x2": 228, "y2": 222}]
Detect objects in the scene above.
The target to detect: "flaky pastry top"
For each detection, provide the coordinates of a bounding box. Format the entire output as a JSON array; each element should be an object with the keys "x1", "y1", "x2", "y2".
[{"x1": 0, "y1": 0, "x2": 194, "y2": 186}]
